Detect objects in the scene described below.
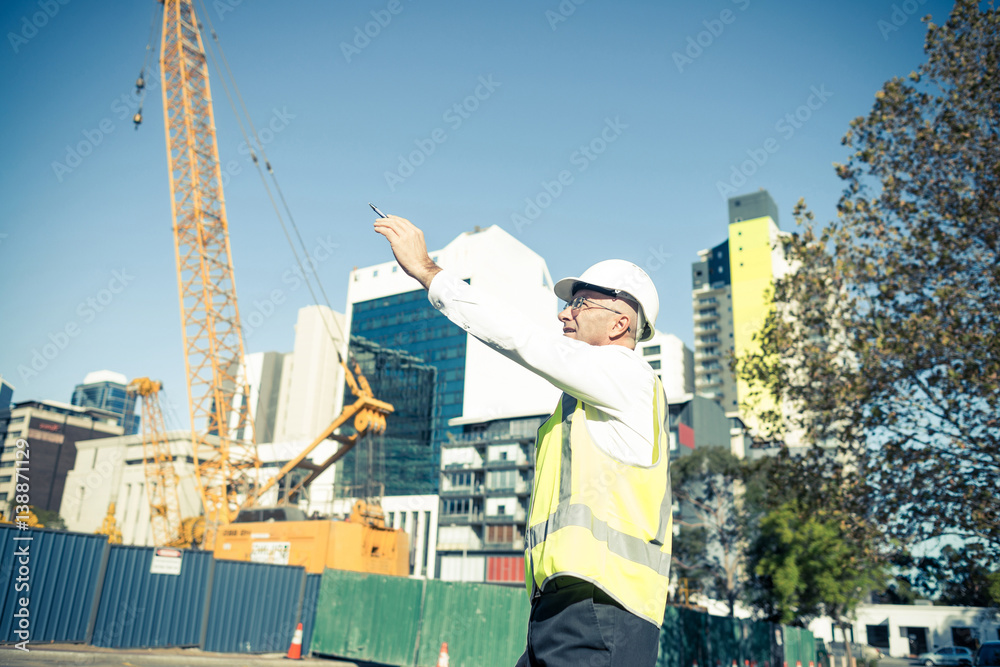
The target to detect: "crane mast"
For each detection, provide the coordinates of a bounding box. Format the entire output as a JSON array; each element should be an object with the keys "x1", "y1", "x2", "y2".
[
  {"x1": 128, "y1": 377, "x2": 185, "y2": 547},
  {"x1": 159, "y1": 0, "x2": 259, "y2": 546}
]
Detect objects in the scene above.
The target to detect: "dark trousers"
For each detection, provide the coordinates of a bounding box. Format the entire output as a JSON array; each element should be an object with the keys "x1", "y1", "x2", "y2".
[{"x1": 515, "y1": 577, "x2": 660, "y2": 667}]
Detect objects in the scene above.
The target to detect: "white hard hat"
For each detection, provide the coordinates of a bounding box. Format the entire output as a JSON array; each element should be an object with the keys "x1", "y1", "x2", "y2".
[{"x1": 554, "y1": 259, "x2": 659, "y2": 342}]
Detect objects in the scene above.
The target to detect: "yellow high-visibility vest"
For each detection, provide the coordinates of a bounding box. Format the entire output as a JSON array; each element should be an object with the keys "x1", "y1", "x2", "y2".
[{"x1": 524, "y1": 377, "x2": 672, "y2": 626}]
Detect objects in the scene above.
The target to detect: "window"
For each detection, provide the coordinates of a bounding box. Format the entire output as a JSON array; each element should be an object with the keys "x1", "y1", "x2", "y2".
[
  {"x1": 0, "y1": 492, "x2": 6, "y2": 501},
  {"x1": 0, "y1": 475, "x2": 10, "y2": 484},
  {"x1": 486, "y1": 524, "x2": 516, "y2": 544},
  {"x1": 643, "y1": 346, "x2": 660, "y2": 356},
  {"x1": 649, "y1": 360, "x2": 661, "y2": 369},
  {"x1": 0, "y1": 461, "x2": 13, "y2": 468},
  {"x1": 496, "y1": 504, "x2": 506, "y2": 515}
]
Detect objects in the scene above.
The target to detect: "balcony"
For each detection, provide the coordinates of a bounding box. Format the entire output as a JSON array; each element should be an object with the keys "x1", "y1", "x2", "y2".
[
  {"x1": 441, "y1": 511, "x2": 484, "y2": 524},
  {"x1": 440, "y1": 484, "x2": 484, "y2": 497},
  {"x1": 695, "y1": 376, "x2": 723, "y2": 388},
  {"x1": 695, "y1": 364, "x2": 723, "y2": 376},
  {"x1": 694, "y1": 349, "x2": 720, "y2": 361},
  {"x1": 443, "y1": 461, "x2": 484, "y2": 471},
  {"x1": 445, "y1": 429, "x2": 537, "y2": 445},
  {"x1": 485, "y1": 457, "x2": 531, "y2": 469},
  {"x1": 694, "y1": 309, "x2": 720, "y2": 322},
  {"x1": 486, "y1": 509, "x2": 526, "y2": 523},
  {"x1": 485, "y1": 481, "x2": 532, "y2": 496}
]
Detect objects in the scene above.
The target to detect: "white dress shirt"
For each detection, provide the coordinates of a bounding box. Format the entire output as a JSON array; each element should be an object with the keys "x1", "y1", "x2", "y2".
[{"x1": 428, "y1": 270, "x2": 663, "y2": 467}]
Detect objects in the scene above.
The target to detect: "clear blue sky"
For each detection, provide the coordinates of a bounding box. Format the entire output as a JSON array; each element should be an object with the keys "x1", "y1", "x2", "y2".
[{"x1": 0, "y1": 0, "x2": 955, "y2": 417}]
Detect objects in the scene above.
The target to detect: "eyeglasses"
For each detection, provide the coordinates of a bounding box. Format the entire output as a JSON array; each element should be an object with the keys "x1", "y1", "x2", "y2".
[{"x1": 563, "y1": 296, "x2": 622, "y2": 315}]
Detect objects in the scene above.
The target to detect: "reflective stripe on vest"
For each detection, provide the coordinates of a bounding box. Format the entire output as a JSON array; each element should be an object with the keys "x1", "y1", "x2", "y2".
[{"x1": 525, "y1": 376, "x2": 672, "y2": 626}]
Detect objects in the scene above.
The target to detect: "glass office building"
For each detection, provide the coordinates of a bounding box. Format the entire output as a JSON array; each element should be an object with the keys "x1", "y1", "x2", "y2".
[
  {"x1": 347, "y1": 289, "x2": 466, "y2": 495},
  {"x1": 70, "y1": 371, "x2": 140, "y2": 435}
]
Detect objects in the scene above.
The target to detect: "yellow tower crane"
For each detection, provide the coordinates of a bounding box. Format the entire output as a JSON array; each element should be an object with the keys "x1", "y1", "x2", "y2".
[
  {"x1": 148, "y1": 0, "x2": 395, "y2": 554},
  {"x1": 158, "y1": 0, "x2": 260, "y2": 548}
]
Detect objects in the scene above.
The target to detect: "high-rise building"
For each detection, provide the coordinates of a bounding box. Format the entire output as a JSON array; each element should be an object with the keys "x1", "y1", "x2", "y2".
[
  {"x1": 637, "y1": 332, "x2": 694, "y2": 398},
  {"x1": 235, "y1": 351, "x2": 286, "y2": 444},
  {"x1": 345, "y1": 225, "x2": 560, "y2": 495},
  {"x1": 71, "y1": 370, "x2": 139, "y2": 435},
  {"x1": 0, "y1": 400, "x2": 124, "y2": 515},
  {"x1": 0, "y1": 377, "x2": 14, "y2": 451},
  {"x1": 272, "y1": 305, "x2": 347, "y2": 443},
  {"x1": 437, "y1": 412, "x2": 544, "y2": 584},
  {"x1": 691, "y1": 189, "x2": 790, "y2": 429}
]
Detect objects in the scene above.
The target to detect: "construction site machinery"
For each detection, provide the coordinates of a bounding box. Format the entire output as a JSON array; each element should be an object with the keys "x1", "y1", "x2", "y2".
[{"x1": 149, "y1": 0, "x2": 402, "y2": 567}]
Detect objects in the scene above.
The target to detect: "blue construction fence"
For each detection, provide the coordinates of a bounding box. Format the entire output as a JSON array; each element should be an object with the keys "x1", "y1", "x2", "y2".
[
  {"x1": 1, "y1": 524, "x2": 816, "y2": 666},
  {"x1": 0, "y1": 524, "x2": 320, "y2": 655}
]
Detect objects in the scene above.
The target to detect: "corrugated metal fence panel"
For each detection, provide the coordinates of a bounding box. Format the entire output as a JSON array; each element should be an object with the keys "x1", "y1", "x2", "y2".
[
  {"x1": 781, "y1": 625, "x2": 816, "y2": 667},
  {"x1": 310, "y1": 569, "x2": 423, "y2": 665},
  {"x1": 0, "y1": 525, "x2": 108, "y2": 644},
  {"x1": 299, "y1": 573, "x2": 321, "y2": 658},
  {"x1": 707, "y1": 612, "x2": 742, "y2": 666},
  {"x1": 203, "y1": 559, "x2": 305, "y2": 654},
  {"x1": 659, "y1": 606, "x2": 708, "y2": 667},
  {"x1": 91, "y1": 545, "x2": 213, "y2": 648},
  {"x1": 416, "y1": 579, "x2": 529, "y2": 667},
  {"x1": 742, "y1": 618, "x2": 776, "y2": 667}
]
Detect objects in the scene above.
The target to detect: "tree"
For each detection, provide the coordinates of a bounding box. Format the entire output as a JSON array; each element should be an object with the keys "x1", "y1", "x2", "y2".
[
  {"x1": 905, "y1": 544, "x2": 1000, "y2": 608},
  {"x1": 736, "y1": 0, "x2": 1000, "y2": 557},
  {"x1": 670, "y1": 446, "x2": 747, "y2": 615},
  {"x1": 741, "y1": 453, "x2": 888, "y2": 637}
]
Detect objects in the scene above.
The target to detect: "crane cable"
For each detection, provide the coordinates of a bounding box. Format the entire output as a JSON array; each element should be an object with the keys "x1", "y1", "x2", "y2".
[{"x1": 193, "y1": 0, "x2": 348, "y2": 364}]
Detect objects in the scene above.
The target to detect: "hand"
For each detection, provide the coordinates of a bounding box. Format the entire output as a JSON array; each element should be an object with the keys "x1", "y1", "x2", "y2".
[{"x1": 373, "y1": 214, "x2": 442, "y2": 289}]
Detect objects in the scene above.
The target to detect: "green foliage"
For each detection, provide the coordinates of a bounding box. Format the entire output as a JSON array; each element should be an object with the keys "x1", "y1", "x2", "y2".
[
  {"x1": 30, "y1": 506, "x2": 66, "y2": 530},
  {"x1": 735, "y1": 0, "x2": 1000, "y2": 558},
  {"x1": 745, "y1": 501, "x2": 887, "y2": 627}
]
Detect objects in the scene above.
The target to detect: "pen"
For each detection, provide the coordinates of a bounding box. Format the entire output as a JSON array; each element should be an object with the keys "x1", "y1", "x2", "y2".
[{"x1": 369, "y1": 203, "x2": 388, "y2": 218}]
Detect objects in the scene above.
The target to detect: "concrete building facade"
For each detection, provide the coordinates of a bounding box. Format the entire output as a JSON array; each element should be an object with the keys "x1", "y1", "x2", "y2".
[
  {"x1": 273, "y1": 305, "x2": 347, "y2": 444},
  {"x1": 59, "y1": 430, "x2": 201, "y2": 545},
  {"x1": 809, "y1": 603, "x2": 1000, "y2": 658},
  {"x1": 638, "y1": 331, "x2": 694, "y2": 399}
]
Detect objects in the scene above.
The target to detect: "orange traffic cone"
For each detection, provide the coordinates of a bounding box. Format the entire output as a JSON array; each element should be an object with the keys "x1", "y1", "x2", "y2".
[
  {"x1": 286, "y1": 622, "x2": 303, "y2": 660},
  {"x1": 436, "y1": 641, "x2": 450, "y2": 667}
]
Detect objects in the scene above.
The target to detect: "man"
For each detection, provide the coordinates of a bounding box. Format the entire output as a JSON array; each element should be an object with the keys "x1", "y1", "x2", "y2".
[{"x1": 375, "y1": 215, "x2": 671, "y2": 667}]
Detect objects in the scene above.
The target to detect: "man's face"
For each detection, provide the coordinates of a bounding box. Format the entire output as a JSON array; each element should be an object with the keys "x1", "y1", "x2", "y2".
[{"x1": 557, "y1": 289, "x2": 626, "y2": 346}]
